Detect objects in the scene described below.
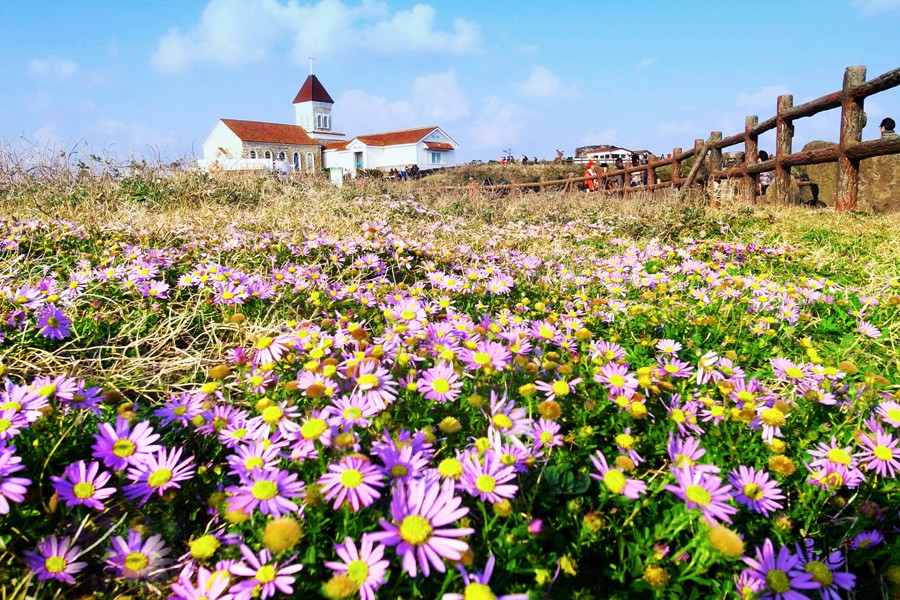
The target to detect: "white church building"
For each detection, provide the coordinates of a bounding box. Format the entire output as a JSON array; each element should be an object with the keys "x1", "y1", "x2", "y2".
[{"x1": 198, "y1": 72, "x2": 459, "y2": 176}]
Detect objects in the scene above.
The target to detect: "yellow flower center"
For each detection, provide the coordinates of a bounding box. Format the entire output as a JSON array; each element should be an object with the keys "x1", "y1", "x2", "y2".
[
  {"x1": 874, "y1": 445, "x2": 893, "y2": 461},
  {"x1": 147, "y1": 468, "x2": 173, "y2": 488},
  {"x1": 765, "y1": 569, "x2": 791, "y2": 593},
  {"x1": 340, "y1": 469, "x2": 364, "y2": 489},
  {"x1": 301, "y1": 418, "x2": 327, "y2": 440},
  {"x1": 256, "y1": 564, "x2": 277, "y2": 583},
  {"x1": 603, "y1": 469, "x2": 627, "y2": 494},
  {"x1": 540, "y1": 431, "x2": 554, "y2": 445},
  {"x1": 464, "y1": 582, "x2": 497, "y2": 600},
  {"x1": 671, "y1": 409, "x2": 686, "y2": 423},
  {"x1": 742, "y1": 483, "x2": 764, "y2": 501},
  {"x1": 826, "y1": 448, "x2": 851, "y2": 465},
  {"x1": 475, "y1": 474, "x2": 497, "y2": 493},
  {"x1": 72, "y1": 481, "x2": 95, "y2": 499},
  {"x1": 124, "y1": 551, "x2": 149, "y2": 572},
  {"x1": 0, "y1": 419, "x2": 11, "y2": 432},
  {"x1": 608, "y1": 374, "x2": 626, "y2": 387},
  {"x1": 400, "y1": 309, "x2": 416, "y2": 320},
  {"x1": 805, "y1": 561, "x2": 834, "y2": 586},
  {"x1": 473, "y1": 352, "x2": 492, "y2": 366},
  {"x1": 685, "y1": 485, "x2": 711, "y2": 505},
  {"x1": 551, "y1": 381, "x2": 571, "y2": 396},
  {"x1": 390, "y1": 465, "x2": 408, "y2": 478},
  {"x1": 252, "y1": 480, "x2": 279, "y2": 500},
  {"x1": 255, "y1": 336, "x2": 274, "y2": 350},
  {"x1": 760, "y1": 408, "x2": 786, "y2": 427},
  {"x1": 615, "y1": 433, "x2": 635, "y2": 449},
  {"x1": 344, "y1": 407, "x2": 363, "y2": 420},
  {"x1": 44, "y1": 556, "x2": 67, "y2": 573},
  {"x1": 112, "y1": 439, "x2": 136, "y2": 458},
  {"x1": 431, "y1": 378, "x2": 451, "y2": 394},
  {"x1": 347, "y1": 559, "x2": 369, "y2": 584},
  {"x1": 500, "y1": 453, "x2": 517, "y2": 466},
  {"x1": 887, "y1": 408, "x2": 900, "y2": 422},
  {"x1": 261, "y1": 406, "x2": 283, "y2": 424},
  {"x1": 245, "y1": 457, "x2": 265, "y2": 470},
  {"x1": 357, "y1": 373, "x2": 380, "y2": 390},
  {"x1": 438, "y1": 458, "x2": 463, "y2": 479},
  {"x1": 784, "y1": 367, "x2": 804, "y2": 379},
  {"x1": 492, "y1": 414, "x2": 513, "y2": 430},
  {"x1": 398, "y1": 515, "x2": 433, "y2": 546}
]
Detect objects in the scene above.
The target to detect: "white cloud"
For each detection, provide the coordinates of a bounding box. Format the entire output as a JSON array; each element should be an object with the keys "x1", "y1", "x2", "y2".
[
  {"x1": 412, "y1": 70, "x2": 469, "y2": 120},
  {"x1": 736, "y1": 85, "x2": 791, "y2": 110},
  {"x1": 151, "y1": 0, "x2": 480, "y2": 73},
  {"x1": 31, "y1": 123, "x2": 62, "y2": 146},
  {"x1": 656, "y1": 121, "x2": 699, "y2": 137},
  {"x1": 27, "y1": 57, "x2": 79, "y2": 81},
  {"x1": 580, "y1": 128, "x2": 618, "y2": 146},
  {"x1": 513, "y1": 66, "x2": 576, "y2": 99},
  {"x1": 850, "y1": 0, "x2": 900, "y2": 16},
  {"x1": 469, "y1": 97, "x2": 524, "y2": 149},
  {"x1": 635, "y1": 57, "x2": 656, "y2": 70},
  {"x1": 335, "y1": 89, "x2": 416, "y2": 134}
]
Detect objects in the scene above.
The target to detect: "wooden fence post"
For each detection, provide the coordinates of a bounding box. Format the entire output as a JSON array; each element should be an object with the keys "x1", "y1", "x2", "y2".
[
  {"x1": 836, "y1": 66, "x2": 867, "y2": 211},
  {"x1": 672, "y1": 147, "x2": 682, "y2": 185},
  {"x1": 744, "y1": 115, "x2": 759, "y2": 202},
  {"x1": 709, "y1": 131, "x2": 723, "y2": 173},
  {"x1": 775, "y1": 95, "x2": 794, "y2": 204}
]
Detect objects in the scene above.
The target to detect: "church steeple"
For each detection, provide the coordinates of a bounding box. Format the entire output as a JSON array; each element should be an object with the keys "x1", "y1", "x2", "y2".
[{"x1": 293, "y1": 56, "x2": 336, "y2": 139}]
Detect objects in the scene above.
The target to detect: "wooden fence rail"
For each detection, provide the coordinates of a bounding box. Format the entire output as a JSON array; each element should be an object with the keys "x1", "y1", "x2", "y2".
[{"x1": 463, "y1": 65, "x2": 899, "y2": 211}]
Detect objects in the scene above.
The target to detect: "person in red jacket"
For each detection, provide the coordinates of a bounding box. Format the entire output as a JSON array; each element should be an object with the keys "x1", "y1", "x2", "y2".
[{"x1": 584, "y1": 161, "x2": 598, "y2": 191}]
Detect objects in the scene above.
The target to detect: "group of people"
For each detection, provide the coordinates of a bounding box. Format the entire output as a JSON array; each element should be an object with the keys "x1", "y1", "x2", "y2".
[
  {"x1": 582, "y1": 152, "x2": 654, "y2": 192},
  {"x1": 386, "y1": 165, "x2": 420, "y2": 181},
  {"x1": 499, "y1": 154, "x2": 539, "y2": 165}
]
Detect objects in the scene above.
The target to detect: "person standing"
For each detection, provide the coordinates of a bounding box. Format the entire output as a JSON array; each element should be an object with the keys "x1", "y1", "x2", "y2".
[
  {"x1": 881, "y1": 117, "x2": 896, "y2": 137},
  {"x1": 757, "y1": 151, "x2": 772, "y2": 195},
  {"x1": 583, "y1": 161, "x2": 598, "y2": 191}
]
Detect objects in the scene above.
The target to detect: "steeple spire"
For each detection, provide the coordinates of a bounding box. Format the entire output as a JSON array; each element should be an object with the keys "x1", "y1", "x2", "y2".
[{"x1": 308, "y1": 52, "x2": 315, "y2": 76}]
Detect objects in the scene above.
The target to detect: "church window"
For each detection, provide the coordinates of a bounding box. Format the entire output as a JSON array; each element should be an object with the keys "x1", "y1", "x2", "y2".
[
  {"x1": 293, "y1": 153, "x2": 300, "y2": 170},
  {"x1": 317, "y1": 115, "x2": 322, "y2": 129},
  {"x1": 322, "y1": 115, "x2": 329, "y2": 130},
  {"x1": 306, "y1": 152, "x2": 314, "y2": 172},
  {"x1": 264, "y1": 150, "x2": 272, "y2": 159},
  {"x1": 278, "y1": 152, "x2": 286, "y2": 161},
  {"x1": 249, "y1": 150, "x2": 257, "y2": 159}
]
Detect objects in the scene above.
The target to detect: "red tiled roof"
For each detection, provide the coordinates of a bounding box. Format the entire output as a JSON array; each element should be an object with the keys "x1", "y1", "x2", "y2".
[
  {"x1": 324, "y1": 141, "x2": 350, "y2": 151},
  {"x1": 354, "y1": 126, "x2": 439, "y2": 147},
  {"x1": 424, "y1": 141, "x2": 454, "y2": 150},
  {"x1": 292, "y1": 75, "x2": 334, "y2": 104},
  {"x1": 221, "y1": 119, "x2": 318, "y2": 145}
]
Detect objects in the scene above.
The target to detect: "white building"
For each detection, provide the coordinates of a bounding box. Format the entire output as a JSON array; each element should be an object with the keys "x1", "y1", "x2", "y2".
[
  {"x1": 198, "y1": 72, "x2": 458, "y2": 175},
  {"x1": 323, "y1": 126, "x2": 458, "y2": 173}
]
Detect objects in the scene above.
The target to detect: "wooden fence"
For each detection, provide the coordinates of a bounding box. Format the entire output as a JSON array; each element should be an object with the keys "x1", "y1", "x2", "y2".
[{"x1": 467, "y1": 65, "x2": 900, "y2": 211}]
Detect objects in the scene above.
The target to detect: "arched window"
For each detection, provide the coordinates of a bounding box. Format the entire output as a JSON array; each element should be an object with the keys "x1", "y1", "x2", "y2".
[
  {"x1": 278, "y1": 151, "x2": 286, "y2": 161},
  {"x1": 293, "y1": 152, "x2": 300, "y2": 170},
  {"x1": 249, "y1": 150, "x2": 257, "y2": 159},
  {"x1": 264, "y1": 150, "x2": 271, "y2": 159},
  {"x1": 322, "y1": 115, "x2": 328, "y2": 130},
  {"x1": 306, "y1": 152, "x2": 314, "y2": 172}
]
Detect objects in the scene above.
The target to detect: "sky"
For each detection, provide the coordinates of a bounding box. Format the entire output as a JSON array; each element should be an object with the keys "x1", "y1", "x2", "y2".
[{"x1": 1, "y1": 0, "x2": 899, "y2": 165}]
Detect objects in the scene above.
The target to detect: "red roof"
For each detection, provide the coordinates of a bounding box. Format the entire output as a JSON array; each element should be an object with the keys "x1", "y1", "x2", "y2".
[
  {"x1": 354, "y1": 126, "x2": 439, "y2": 147},
  {"x1": 221, "y1": 119, "x2": 319, "y2": 145},
  {"x1": 324, "y1": 141, "x2": 350, "y2": 151},
  {"x1": 292, "y1": 75, "x2": 334, "y2": 104},
  {"x1": 424, "y1": 141, "x2": 454, "y2": 150}
]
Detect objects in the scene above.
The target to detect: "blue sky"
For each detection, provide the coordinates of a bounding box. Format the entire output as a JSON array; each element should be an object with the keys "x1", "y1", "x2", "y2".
[{"x1": 1, "y1": 0, "x2": 898, "y2": 164}]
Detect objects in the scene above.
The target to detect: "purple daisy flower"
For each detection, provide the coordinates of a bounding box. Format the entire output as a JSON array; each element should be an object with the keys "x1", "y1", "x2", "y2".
[
  {"x1": 0, "y1": 408, "x2": 28, "y2": 440},
  {"x1": 729, "y1": 465, "x2": 785, "y2": 516},
  {"x1": 417, "y1": 362, "x2": 463, "y2": 404},
  {"x1": 666, "y1": 466, "x2": 738, "y2": 524},
  {"x1": 226, "y1": 467, "x2": 305, "y2": 517},
  {"x1": 123, "y1": 446, "x2": 196, "y2": 505},
  {"x1": 324, "y1": 535, "x2": 390, "y2": 600},
  {"x1": 51, "y1": 460, "x2": 116, "y2": 510},
  {"x1": 155, "y1": 391, "x2": 204, "y2": 427},
  {"x1": 0, "y1": 445, "x2": 31, "y2": 514},
  {"x1": 106, "y1": 529, "x2": 172, "y2": 580},
  {"x1": 23, "y1": 535, "x2": 87, "y2": 584},
  {"x1": 594, "y1": 362, "x2": 638, "y2": 398},
  {"x1": 170, "y1": 565, "x2": 234, "y2": 600},
  {"x1": 369, "y1": 478, "x2": 474, "y2": 578},
  {"x1": 741, "y1": 538, "x2": 818, "y2": 599},
  {"x1": 856, "y1": 429, "x2": 900, "y2": 478},
  {"x1": 92, "y1": 417, "x2": 162, "y2": 471},
  {"x1": 460, "y1": 340, "x2": 511, "y2": 372},
  {"x1": 851, "y1": 530, "x2": 883, "y2": 550},
  {"x1": 229, "y1": 545, "x2": 303, "y2": 600},
  {"x1": 442, "y1": 555, "x2": 530, "y2": 600},
  {"x1": 794, "y1": 538, "x2": 855, "y2": 599},
  {"x1": 35, "y1": 304, "x2": 72, "y2": 339},
  {"x1": 459, "y1": 450, "x2": 518, "y2": 503},
  {"x1": 532, "y1": 418, "x2": 563, "y2": 450},
  {"x1": 590, "y1": 450, "x2": 646, "y2": 499},
  {"x1": 319, "y1": 456, "x2": 385, "y2": 512}
]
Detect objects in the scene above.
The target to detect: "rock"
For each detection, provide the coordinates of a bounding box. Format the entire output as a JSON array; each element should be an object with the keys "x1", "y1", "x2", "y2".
[{"x1": 800, "y1": 140, "x2": 900, "y2": 213}]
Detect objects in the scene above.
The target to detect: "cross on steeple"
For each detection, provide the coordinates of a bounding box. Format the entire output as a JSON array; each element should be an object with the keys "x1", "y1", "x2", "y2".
[{"x1": 308, "y1": 52, "x2": 315, "y2": 76}]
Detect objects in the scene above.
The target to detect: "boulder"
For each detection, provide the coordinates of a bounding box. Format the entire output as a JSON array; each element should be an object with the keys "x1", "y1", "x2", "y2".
[{"x1": 800, "y1": 140, "x2": 900, "y2": 212}]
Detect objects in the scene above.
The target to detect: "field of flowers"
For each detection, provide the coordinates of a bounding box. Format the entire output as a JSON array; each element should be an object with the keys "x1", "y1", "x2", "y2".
[{"x1": 1, "y1": 171, "x2": 899, "y2": 599}]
